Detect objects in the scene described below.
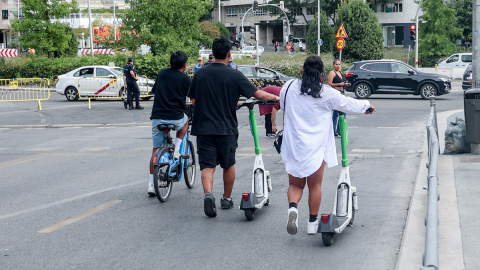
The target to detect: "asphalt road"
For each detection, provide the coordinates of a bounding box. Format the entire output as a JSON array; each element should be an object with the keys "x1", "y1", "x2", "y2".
[{"x1": 0, "y1": 82, "x2": 464, "y2": 269}]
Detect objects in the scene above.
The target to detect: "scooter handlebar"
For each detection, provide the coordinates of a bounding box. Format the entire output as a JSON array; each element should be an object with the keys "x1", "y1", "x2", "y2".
[{"x1": 237, "y1": 99, "x2": 278, "y2": 110}]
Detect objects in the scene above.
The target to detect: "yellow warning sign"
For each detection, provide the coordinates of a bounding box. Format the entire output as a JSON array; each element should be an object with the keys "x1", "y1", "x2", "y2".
[
  {"x1": 335, "y1": 24, "x2": 348, "y2": 39},
  {"x1": 336, "y1": 38, "x2": 345, "y2": 50}
]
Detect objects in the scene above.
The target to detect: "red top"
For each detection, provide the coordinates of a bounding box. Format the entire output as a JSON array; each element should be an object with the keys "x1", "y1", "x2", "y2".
[{"x1": 258, "y1": 86, "x2": 281, "y2": 116}]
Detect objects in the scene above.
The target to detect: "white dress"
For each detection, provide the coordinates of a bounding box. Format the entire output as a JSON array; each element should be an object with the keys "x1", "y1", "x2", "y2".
[{"x1": 280, "y1": 79, "x2": 370, "y2": 178}]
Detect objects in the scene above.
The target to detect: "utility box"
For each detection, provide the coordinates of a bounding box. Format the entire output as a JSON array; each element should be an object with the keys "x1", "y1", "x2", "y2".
[{"x1": 464, "y1": 89, "x2": 480, "y2": 143}]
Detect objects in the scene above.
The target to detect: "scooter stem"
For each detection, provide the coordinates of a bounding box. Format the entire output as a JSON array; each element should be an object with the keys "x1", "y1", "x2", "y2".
[
  {"x1": 249, "y1": 109, "x2": 261, "y2": 155},
  {"x1": 339, "y1": 114, "x2": 349, "y2": 167}
]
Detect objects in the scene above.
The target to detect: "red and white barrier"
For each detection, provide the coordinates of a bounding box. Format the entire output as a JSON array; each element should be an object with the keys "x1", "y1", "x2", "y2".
[
  {"x1": 77, "y1": 49, "x2": 114, "y2": 57},
  {"x1": 0, "y1": 49, "x2": 18, "y2": 58}
]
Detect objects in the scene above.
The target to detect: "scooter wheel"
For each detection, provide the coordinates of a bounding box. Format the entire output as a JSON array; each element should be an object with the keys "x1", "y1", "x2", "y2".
[
  {"x1": 322, "y1": 233, "x2": 335, "y2": 246},
  {"x1": 245, "y1": 209, "x2": 255, "y2": 221}
]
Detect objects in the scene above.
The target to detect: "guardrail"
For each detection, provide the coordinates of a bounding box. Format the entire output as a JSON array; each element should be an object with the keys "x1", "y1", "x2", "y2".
[
  {"x1": 0, "y1": 78, "x2": 51, "y2": 110},
  {"x1": 421, "y1": 97, "x2": 440, "y2": 270},
  {"x1": 77, "y1": 76, "x2": 151, "y2": 109}
]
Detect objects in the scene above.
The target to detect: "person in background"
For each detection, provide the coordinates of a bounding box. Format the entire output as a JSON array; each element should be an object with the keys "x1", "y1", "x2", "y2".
[
  {"x1": 194, "y1": 57, "x2": 204, "y2": 72},
  {"x1": 258, "y1": 86, "x2": 281, "y2": 137},
  {"x1": 187, "y1": 37, "x2": 280, "y2": 218},
  {"x1": 275, "y1": 41, "x2": 280, "y2": 54},
  {"x1": 204, "y1": 54, "x2": 215, "y2": 66},
  {"x1": 227, "y1": 59, "x2": 237, "y2": 70},
  {"x1": 148, "y1": 51, "x2": 191, "y2": 196},
  {"x1": 328, "y1": 59, "x2": 351, "y2": 137},
  {"x1": 280, "y1": 56, "x2": 375, "y2": 235},
  {"x1": 123, "y1": 57, "x2": 144, "y2": 110}
]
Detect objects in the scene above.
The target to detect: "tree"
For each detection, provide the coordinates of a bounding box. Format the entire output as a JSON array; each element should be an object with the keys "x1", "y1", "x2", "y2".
[
  {"x1": 213, "y1": 22, "x2": 230, "y2": 39},
  {"x1": 418, "y1": 0, "x2": 462, "y2": 67},
  {"x1": 268, "y1": 0, "x2": 312, "y2": 26},
  {"x1": 306, "y1": 12, "x2": 335, "y2": 54},
  {"x1": 11, "y1": 0, "x2": 78, "y2": 58},
  {"x1": 119, "y1": 0, "x2": 213, "y2": 56},
  {"x1": 199, "y1": 21, "x2": 220, "y2": 48},
  {"x1": 335, "y1": 0, "x2": 383, "y2": 61},
  {"x1": 448, "y1": 0, "x2": 472, "y2": 41}
]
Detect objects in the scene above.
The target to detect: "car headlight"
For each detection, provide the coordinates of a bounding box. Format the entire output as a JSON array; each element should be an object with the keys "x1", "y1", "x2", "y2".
[{"x1": 439, "y1": 77, "x2": 450, "y2": 82}]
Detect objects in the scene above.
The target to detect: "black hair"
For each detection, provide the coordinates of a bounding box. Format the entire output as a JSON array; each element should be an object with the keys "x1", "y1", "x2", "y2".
[
  {"x1": 333, "y1": 59, "x2": 341, "y2": 65},
  {"x1": 128, "y1": 57, "x2": 134, "y2": 63},
  {"x1": 301, "y1": 56, "x2": 324, "y2": 98},
  {"x1": 208, "y1": 54, "x2": 214, "y2": 60},
  {"x1": 212, "y1": 37, "x2": 232, "y2": 60},
  {"x1": 170, "y1": 51, "x2": 188, "y2": 70}
]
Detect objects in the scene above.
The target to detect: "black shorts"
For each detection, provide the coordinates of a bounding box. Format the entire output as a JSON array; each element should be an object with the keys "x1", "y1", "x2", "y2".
[{"x1": 196, "y1": 134, "x2": 238, "y2": 170}]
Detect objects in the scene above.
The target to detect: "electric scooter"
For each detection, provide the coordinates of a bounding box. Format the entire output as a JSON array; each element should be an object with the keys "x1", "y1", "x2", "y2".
[
  {"x1": 319, "y1": 113, "x2": 359, "y2": 246},
  {"x1": 237, "y1": 99, "x2": 277, "y2": 221}
]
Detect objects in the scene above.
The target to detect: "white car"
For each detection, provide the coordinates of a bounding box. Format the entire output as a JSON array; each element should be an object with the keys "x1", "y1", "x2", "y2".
[
  {"x1": 437, "y1": 53, "x2": 472, "y2": 69},
  {"x1": 55, "y1": 65, "x2": 154, "y2": 101},
  {"x1": 240, "y1": 46, "x2": 264, "y2": 57},
  {"x1": 199, "y1": 49, "x2": 212, "y2": 59}
]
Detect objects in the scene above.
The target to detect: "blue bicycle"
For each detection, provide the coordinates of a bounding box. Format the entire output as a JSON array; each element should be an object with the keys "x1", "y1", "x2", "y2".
[{"x1": 151, "y1": 104, "x2": 196, "y2": 202}]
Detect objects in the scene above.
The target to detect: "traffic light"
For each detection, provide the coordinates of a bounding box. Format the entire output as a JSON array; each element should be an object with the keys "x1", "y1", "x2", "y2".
[
  {"x1": 230, "y1": 34, "x2": 235, "y2": 41},
  {"x1": 250, "y1": 27, "x2": 256, "y2": 40},
  {"x1": 253, "y1": 0, "x2": 258, "y2": 11},
  {"x1": 410, "y1": 25, "x2": 416, "y2": 41}
]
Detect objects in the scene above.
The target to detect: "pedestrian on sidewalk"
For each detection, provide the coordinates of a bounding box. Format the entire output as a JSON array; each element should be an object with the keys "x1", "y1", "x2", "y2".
[
  {"x1": 258, "y1": 86, "x2": 281, "y2": 137},
  {"x1": 187, "y1": 37, "x2": 280, "y2": 218},
  {"x1": 328, "y1": 59, "x2": 351, "y2": 137},
  {"x1": 281, "y1": 56, "x2": 375, "y2": 235}
]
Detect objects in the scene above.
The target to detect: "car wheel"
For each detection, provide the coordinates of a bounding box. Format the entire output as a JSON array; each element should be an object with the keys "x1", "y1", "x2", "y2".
[
  {"x1": 65, "y1": 87, "x2": 79, "y2": 101},
  {"x1": 420, "y1": 83, "x2": 437, "y2": 99},
  {"x1": 354, "y1": 83, "x2": 371, "y2": 99}
]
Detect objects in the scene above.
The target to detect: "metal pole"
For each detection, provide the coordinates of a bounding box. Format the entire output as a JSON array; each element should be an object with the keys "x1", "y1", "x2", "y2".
[
  {"x1": 339, "y1": 49, "x2": 342, "y2": 62},
  {"x1": 113, "y1": 0, "x2": 116, "y2": 41},
  {"x1": 414, "y1": 0, "x2": 423, "y2": 68},
  {"x1": 473, "y1": 0, "x2": 480, "y2": 89},
  {"x1": 88, "y1": 0, "x2": 94, "y2": 56},
  {"x1": 407, "y1": 45, "x2": 411, "y2": 65},
  {"x1": 317, "y1": 0, "x2": 320, "y2": 56},
  {"x1": 218, "y1": 0, "x2": 221, "y2": 23},
  {"x1": 256, "y1": 24, "x2": 259, "y2": 66}
]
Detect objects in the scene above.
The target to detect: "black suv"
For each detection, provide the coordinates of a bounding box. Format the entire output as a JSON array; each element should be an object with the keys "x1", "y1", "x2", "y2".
[
  {"x1": 462, "y1": 63, "x2": 472, "y2": 90},
  {"x1": 344, "y1": 60, "x2": 451, "y2": 99}
]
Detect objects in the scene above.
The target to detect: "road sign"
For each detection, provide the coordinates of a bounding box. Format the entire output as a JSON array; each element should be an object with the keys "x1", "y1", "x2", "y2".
[
  {"x1": 336, "y1": 38, "x2": 345, "y2": 50},
  {"x1": 317, "y1": 39, "x2": 323, "y2": 46},
  {"x1": 335, "y1": 24, "x2": 348, "y2": 39}
]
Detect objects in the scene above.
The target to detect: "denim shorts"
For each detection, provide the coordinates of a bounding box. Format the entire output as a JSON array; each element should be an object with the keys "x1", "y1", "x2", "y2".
[{"x1": 152, "y1": 114, "x2": 188, "y2": 148}]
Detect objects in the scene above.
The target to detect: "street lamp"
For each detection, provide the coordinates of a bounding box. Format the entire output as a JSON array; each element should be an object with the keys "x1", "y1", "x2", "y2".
[{"x1": 317, "y1": 0, "x2": 320, "y2": 56}]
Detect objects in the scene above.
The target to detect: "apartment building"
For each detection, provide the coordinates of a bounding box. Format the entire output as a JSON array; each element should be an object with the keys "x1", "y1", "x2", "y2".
[{"x1": 215, "y1": 0, "x2": 420, "y2": 48}]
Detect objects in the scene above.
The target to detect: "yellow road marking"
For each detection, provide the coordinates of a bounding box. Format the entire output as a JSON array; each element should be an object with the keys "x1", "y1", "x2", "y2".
[
  {"x1": 351, "y1": 149, "x2": 381, "y2": 153},
  {"x1": 81, "y1": 147, "x2": 111, "y2": 152},
  {"x1": 0, "y1": 154, "x2": 44, "y2": 169},
  {"x1": 38, "y1": 200, "x2": 121, "y2": 233},
  {"x1": 27, "y1": 148, "x2": 58, "y2": 152}
]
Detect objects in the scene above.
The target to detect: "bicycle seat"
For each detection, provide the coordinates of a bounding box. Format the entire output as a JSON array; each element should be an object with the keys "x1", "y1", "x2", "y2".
[{"x1": 157, "y1": 124, "x2": 176, "y2": 131}]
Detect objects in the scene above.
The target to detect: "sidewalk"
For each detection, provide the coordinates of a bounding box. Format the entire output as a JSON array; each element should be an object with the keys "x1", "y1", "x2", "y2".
[{"x1": 396, "y1": 108, "x2": 480, "y2": 269}]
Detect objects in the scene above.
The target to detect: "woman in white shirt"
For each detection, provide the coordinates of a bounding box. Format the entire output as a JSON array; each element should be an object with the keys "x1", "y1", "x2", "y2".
[{"x1": 280, "y1": 56, "x2": 375, "y2": 235}]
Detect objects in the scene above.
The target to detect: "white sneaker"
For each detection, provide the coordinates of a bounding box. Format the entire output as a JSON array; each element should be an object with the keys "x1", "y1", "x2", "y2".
[
  {"x1": 287, "y1": 207, "x2": 298, "y2": 235},
  {"x1": 307, "y1": 219, "x2": 319, "y2": 235},
  {"x1": 147, "y1": 183, "x2": 155, "y2": 196},
  {"x1": 173, "y1": 148, "x2": 180, "y2": 159}
]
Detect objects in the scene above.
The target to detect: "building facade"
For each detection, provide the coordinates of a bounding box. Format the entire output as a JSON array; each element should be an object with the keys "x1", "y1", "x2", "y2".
[{"x1": 214, "y1": 0, "x2": 421, "y2": 48}]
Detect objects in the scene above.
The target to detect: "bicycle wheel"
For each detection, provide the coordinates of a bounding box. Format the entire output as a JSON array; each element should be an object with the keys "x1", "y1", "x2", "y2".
[
  {"x1": 184, "y1": 140, "x2": 196, "y2": 189},
  {"x1": 153, "y1": 148, "x2": 173, "y2": 202}
]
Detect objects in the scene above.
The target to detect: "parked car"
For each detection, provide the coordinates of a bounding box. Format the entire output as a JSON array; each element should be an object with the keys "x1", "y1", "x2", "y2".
[
  {"x1": 344, "y1": 60, "x2": 451, "y2": 99},
  {"x1": 437, "y1": 53, "x2": 472, "y2": 69},
  {"x1": 292, "y1": 37, "x2": 306, "y2": 51},
  {"x1": 462, "y1": 63, "x2": 472, "y2": 90},
  {"x1": 237, "y1": 65, "x2": 295, "y2": 88},
  {"x1": 55, "y1": 66, "x2": 154, "y2": 101},
  {"x1": 240, "y1": 46, "x2": 264, "y2": 57}
]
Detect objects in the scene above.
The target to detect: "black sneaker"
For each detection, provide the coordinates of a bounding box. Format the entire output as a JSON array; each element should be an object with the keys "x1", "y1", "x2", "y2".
[
  {"x1": 204, "y1": 193, "x2": 217, "y2": 217},
  {"x1": 220, "y1": 198, "x2": 234, "y2": 209},
  {"x1": 124, "y1": 101, "x2": 128, "y2": 109},
  {"x1": 135, "y1": 106, "x2": 144, "y2": 110}
]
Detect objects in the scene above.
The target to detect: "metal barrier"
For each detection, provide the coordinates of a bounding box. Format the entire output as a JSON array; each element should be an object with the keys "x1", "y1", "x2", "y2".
[
  {"x1": 77, "y1": 76, "x2": 151, "y2": 109},
  {"x1": 0, "y1": 78, "x2": 51, "y2": 110},
  {"x1": 421, "y1": 97, "x2": 440, "y2": 270}
]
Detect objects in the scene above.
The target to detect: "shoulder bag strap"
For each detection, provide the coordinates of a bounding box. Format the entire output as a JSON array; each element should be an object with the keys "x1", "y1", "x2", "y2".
[{"x1": 282, "y1": 79, "x2": 295, "y2": 128}]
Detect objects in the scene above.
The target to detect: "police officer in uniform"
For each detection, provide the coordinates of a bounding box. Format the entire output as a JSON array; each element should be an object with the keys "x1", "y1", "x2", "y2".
[{"x1": 123, "y1": 57, "x2": 144, "y2": 110}]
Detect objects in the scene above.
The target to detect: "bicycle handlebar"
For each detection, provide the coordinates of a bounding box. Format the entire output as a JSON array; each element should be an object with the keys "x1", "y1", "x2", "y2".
[{"x1": 237, "y1": 99, "x2": 278, "y2": 110}]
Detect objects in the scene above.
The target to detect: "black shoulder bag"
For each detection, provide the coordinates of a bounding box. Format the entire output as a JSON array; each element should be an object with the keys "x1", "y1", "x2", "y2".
[{"x1": 274, "y1": 80, "x2": 294, "y2": 154}]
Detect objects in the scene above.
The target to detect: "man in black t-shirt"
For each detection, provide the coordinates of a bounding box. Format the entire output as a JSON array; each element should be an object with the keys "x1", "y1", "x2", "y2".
[
  {"x1": 147, "y1": 51, "x2": 191, "y2": 196},
  {"x1": 123, "y1": 57, "x2": 144, "y2": 110},
  {"x1": 188, "y1": 37, "x2": 279, "y2": 217}
]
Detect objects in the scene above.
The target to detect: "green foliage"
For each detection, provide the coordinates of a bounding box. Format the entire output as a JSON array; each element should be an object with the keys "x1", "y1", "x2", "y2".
[
  {"x1": 199, "y1": 21, "x2": 220, "y2": 47},
  {"x1": 448, "y1": 0, "x2": 472, "y2": 40},
  {"x1": 0, "y1": 54, "x2": 169, "y2": 82},
  {"x1": 419, "y1": 0, "x2": 463, "y2": 67},
  {"x1": 11, "y1": 0, "x2": 78, "y2": 58},
  {"x1": 306, "y1": 12, "x2": 335, "y2": 54},
  {"x1": 321, "y1": 0, "x2": 341, "y2": 25},
  {"x1": 213, "y1": 22, "x2": 230, "y2": 39},
  {"x1": 335, "y1": 0, "x2": 383, "y2": 61},
  {"x1": 268, "y1": 0, "x2": 310, "y2": 25},
  {"x1": 118, "y1": 0, "x2": 213, "y2": 57}
]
